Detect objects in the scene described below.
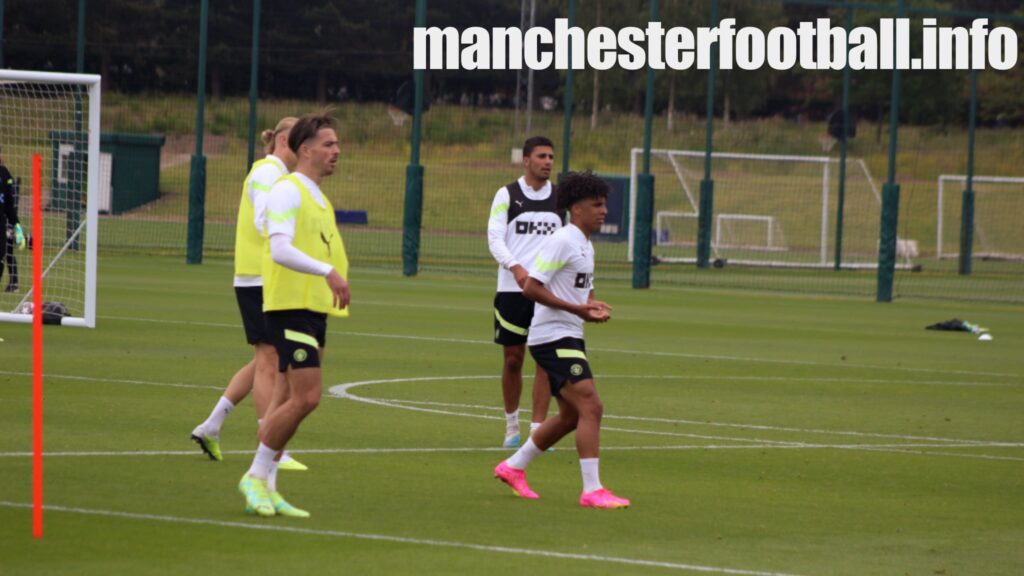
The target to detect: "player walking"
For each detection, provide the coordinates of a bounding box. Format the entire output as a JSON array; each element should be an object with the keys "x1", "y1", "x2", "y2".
[
  {"x1": 487, "y1": 136, "x2": 560, "y2": 447},
  {"x1": 493, "y1": 171, "x2": 630, "y2": 509}
]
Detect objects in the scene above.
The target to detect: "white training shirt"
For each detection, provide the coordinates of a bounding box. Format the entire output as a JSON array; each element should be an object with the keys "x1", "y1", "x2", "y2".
[
  {"x1": 233, "y1": 154, "x2": 289, "y2": 287},
  {"x1": 265, "y1": 172, "x2": 333, "y2": 277},
  {"x1": 526, "y1": 223, "x2": 595, "y2": 346},
  {"x1": 487, "y1": 177, "x2": 562, "y2": 293}
]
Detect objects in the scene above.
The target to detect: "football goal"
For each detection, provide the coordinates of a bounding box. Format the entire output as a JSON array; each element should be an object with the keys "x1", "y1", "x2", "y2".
[
  {"x1": 628, "y1": 148, "x2": 915, "y2": 270},
  {"x1": 0, "y1": 69, "x2": 101, "y2": 327},
  {"x1": 936, "y1": 174, "x2": 1024, "y2": 262}
]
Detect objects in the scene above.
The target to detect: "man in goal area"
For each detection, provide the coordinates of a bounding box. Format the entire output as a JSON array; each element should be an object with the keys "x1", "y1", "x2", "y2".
[
  {"x1": 1, "y1": 147, "x2": 26, "y2": 291},
  {"x1": 493, "y1": 171, "x2": 630, "y2": 509},
  {"x1": 190, "y1": 117, "x2": 306, "y2": 472}
]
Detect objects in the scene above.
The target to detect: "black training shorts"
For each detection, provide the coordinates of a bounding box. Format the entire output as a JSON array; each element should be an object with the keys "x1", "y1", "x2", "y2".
[
  {"x1": 493, "y1": 291, "x2": 535, "y2": 346},
  {"x1": 528, "y1": 337, "x2": 593, "y2": 397},
  {"x1": 235, "y1": 286, "x2": 270, "y2": 345},
  {"x1": 265, "y1": 309, "x2": 327, "y2": 372}
]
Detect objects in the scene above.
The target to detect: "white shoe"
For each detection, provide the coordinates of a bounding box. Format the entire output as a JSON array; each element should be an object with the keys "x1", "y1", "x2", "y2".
[{"x1": 502, "y1": 432, "x2": 521, "y2": 448}]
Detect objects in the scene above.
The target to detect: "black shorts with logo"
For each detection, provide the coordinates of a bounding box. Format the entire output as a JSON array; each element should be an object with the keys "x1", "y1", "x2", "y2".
[
  {"x1": 235, "y1": 286, "x2": 270, "y2": 345},
  {"x1": 493, "y1": 291, "x2": 535, "y2": 346},
  {"x1": 265, "y1": 309, "x2": 327, "y2": 372},
  {"x1": 528, "y1": 337, "x2": 593, "y2": 397}
]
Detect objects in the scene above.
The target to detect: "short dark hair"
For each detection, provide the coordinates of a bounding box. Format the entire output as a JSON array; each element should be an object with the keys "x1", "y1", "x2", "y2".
[
  {"x1": 288, "y1": 113, "x2": 337, "y2": 154},
  {"x1": 522, "y1": 136, "x2": 554, "y2": 158},
  {"x1": 557, "y1": 171, "x2": 608, "y2": 212}
]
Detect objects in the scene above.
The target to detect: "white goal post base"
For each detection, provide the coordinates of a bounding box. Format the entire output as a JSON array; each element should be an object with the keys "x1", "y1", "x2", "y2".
[
  {"x1": 0, "y1": 69, "x2": 101, "y2": 328},
  {"x1": 652, "y1": 257, "x2": 920, "y2": 271},
  {"x1": 0, "y1": 313, "x2": 92, "y2": 327}
]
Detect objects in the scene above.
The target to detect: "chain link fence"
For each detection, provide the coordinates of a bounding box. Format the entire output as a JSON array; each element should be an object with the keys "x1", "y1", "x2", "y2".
[{"x1": 1, "y1": 0, "x2": 1020, "y2": 302}]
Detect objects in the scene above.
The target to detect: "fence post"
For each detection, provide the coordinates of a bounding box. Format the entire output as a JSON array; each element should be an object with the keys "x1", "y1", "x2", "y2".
[
  {"x1": 76, "y1": 0, "x2": 86, "y2": 72},
  {"x1": 67, "y1": 0, "x2": 87, "y2": 250},
  {"x1": 186, "y1": 0, "x2": 209, "y2": 265},
  {"x1": 402, "y1": 0, "x2": 427, "y2": 276},
  {"x1": 632, "y1": 0, "x2": 659, "y2": 289},
  {"x1": 876, "y1": 0, "x2": 905, "y2": 302},
  {"x1": 561, "y1": 0, "x2": 576, "y2": 176},
  {"x1": 959, "y1": 69, "x2": 979, "y2": 275},
  {"x1": 834, "y1": 5, "x2": 852, "y2": 270},
  {"x1": 696, "y1": 0, "x2": 719, "y2": 269},
  {"x1": 0, "y1": 0, "x2": 5, "y2": 68},
  {"x1": 246, "y1": 0, "x2": 262, "y2": 170}
]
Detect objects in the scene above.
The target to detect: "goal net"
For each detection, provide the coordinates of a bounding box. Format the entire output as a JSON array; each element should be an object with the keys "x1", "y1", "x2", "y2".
[
  {"x1": 629, "y1": 149, "x2": 912, "y2": 270},
  {"x1": 936, "y1": 175, "x2": 1024, "y2": 262},
  {"x1": 0, "y1": 70, "x2": 101, "y2": 327}
]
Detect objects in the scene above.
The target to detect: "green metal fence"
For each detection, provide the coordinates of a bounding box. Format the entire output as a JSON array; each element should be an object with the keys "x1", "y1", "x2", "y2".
[{"x1": 0, "y1": 0, "x2": 1020, "y2": 303}]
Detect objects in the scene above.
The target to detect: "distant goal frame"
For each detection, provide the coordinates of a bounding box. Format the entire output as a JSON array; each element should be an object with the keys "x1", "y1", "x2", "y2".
[{"x1": 936, "y1": 174, "x2": 1024, "y2": 262}]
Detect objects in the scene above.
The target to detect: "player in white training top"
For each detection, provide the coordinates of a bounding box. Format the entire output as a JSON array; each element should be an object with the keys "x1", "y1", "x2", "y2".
[
  {"x1": 493, "y1": 171, "x2": 630, "y2": 509},
  {"x1": 191, "y1": 117, "x2": 307, "y2": 472},
  {"x1": 487, "y1": 136, "x2": 561, "y2": 448}
]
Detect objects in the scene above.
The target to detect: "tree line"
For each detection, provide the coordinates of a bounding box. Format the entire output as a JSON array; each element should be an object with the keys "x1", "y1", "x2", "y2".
[{"x1": 2, "y1": 0, "x2": 1022, "y2": 125}]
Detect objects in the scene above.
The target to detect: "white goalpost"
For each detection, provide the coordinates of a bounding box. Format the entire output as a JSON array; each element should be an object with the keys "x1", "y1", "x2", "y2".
[
  {"x1": 0, "y1": 70, "x2": 101, "y2": 328},
  {"x1": 936, "y1": 174, "x2": 1024, "y2": 262},
  {"x1": 628, "y1": 148, "x2": 913, "y2": 270}
]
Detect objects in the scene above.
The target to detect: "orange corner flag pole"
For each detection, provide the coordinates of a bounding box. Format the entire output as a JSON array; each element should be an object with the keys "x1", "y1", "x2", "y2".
[{"x1": 32, "y1": 153, "x2": 44, "y2": 539}]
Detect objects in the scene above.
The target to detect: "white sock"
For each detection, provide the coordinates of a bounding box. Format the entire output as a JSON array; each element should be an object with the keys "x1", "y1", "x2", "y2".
[
  {"x1": 580, "y1": 458, "x2": 602, "y2": 492},
  {"x1": 267, "y1": 461, "x2": 280, "y2": 492},
  {"x1": 530, "y1": 422, "x2": 541, "y2": 434},
  {"x1": 247, "y1": 443, "x2": 278, "y2": 480},
  {"x1": 506, "y1": 438, "x2": 543, "y2": 470},
  {"x1": 201, "y1": 396, "x2": 234, "y2": 436},
  {"x1": 505, "y1": 410, "x2": 520, "y2": 435}
]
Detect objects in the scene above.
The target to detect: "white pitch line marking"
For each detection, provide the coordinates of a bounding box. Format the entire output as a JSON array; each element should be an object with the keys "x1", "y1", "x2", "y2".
[
  {"x1": 0, "y1": 501, "x2": 804, "y2": 576},
  {"x1": 3, "y1": 370, "x2": 1019, "y2": 462},
  {"x1": 3, "y1": 369, "x2": 1015, "y2": 451},
  {"x1": 329, "y1": 379, "x2": 807, "y2": 446},
  {"x1": 331, "y1": 376, "x2": 1024, "y2": 447},
  {"x1": 95, "y1": 314, "x2": 1023, "y2": 379},
  {"x1": 0, "y1": 370, "x2": 223, "y2": 391},
  {"x1": 602, "y1": 373, "x2": 1019, "y2": 389},
  {"x1": 379, "y1": 397, "x2": 1017, "y2": 446},
  {"x1": 329, "y1": 376, "x2": 1024, "y2": 463},
  {"x1": 1, "y1": 366, "x2": 1015, "y2": 392}
]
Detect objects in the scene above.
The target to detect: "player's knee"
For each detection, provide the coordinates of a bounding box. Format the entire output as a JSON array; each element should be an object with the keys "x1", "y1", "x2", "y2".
[
  {"x1": 579, "y1": 397, "x2": 603, "y2": 421},
  {"x1": 293, "y1": 387, "x2": 322, "y2": 414},
  {"x1": 503, "y1": 353, "x2": 524, "y2": 373},
  {"x1": 296, "y1": 394, "x2": 320, "y2": 415}
]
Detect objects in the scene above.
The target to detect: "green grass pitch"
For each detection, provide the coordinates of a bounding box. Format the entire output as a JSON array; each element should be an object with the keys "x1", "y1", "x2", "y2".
[{"x1": 1, "y1": 254, "x2": 1022, "y2": 575}]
